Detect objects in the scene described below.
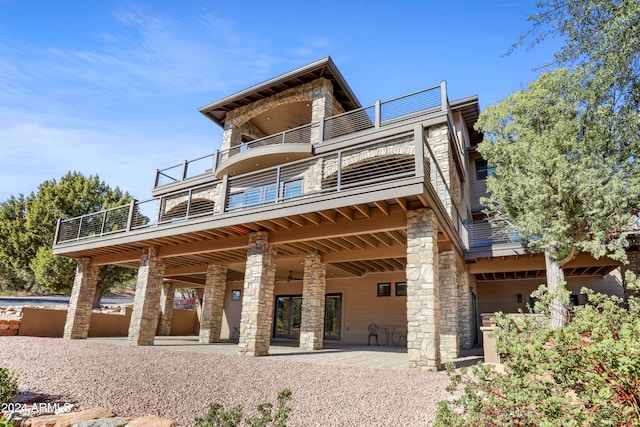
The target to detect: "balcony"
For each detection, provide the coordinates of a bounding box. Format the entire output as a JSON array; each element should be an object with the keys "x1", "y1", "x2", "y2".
[
  {"x1": 153, "y1": 84, "x2": 451, "y2": 190},
  {"x1": 53, "y1": 83, "x2": 471, "y2": 253}
]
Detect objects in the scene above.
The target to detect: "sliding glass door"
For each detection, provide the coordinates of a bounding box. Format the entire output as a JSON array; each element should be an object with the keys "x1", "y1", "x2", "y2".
[{"x1": 273, "y1": 294, "x2": 341, "y2": 340}]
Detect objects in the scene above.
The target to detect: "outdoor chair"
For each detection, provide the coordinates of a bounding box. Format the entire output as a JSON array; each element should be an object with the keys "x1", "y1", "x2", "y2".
[{"x1": 367, "y1": 323, "x2": 379, "y2": 346}]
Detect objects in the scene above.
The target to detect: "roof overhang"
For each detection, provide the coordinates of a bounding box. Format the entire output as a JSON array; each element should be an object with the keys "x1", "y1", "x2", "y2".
[{"x1": 199, "y1": 56, "x2": 362, "y2": 128}]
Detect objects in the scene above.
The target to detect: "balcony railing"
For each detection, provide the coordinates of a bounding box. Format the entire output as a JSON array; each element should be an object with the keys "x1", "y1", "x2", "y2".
[
  {"x1": 153, "y1": 84, "x2": 445, "y2": 189},
  {"x1": 54, "y1": 122, "x2": 469, "y2": 247},
  {"x1": 468, "y1": 220, "x2": 521, "y2": 248}
]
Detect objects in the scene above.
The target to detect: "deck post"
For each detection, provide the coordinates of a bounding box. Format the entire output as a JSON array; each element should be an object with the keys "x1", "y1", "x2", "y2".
[
  {"x1": 63, "y1": 257, "x2": 99, "y2": 339},
  {"x1": 200, "y1": 264, "x2": 228, "y2": 343},
  {"x1": 406, "y1": 208, "x2": 441, "y2": 370},
  {"x1": 128, "y1": 247, "x2": 165, "y2": 346},
  {"x1": 238, "y1": 232, "x2": 277, "y2": 356},
  {"x1": 299, "y1": 252, "x2": 326, "y2": 351}
]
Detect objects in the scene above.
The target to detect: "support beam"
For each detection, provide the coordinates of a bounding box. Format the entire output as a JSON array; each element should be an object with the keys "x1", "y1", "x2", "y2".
[
  {"x1": 299, "y1": 252, "x2": 326, "y2": 351},
  {"x1": 238, "y1": 232, "x2": 277, "y2": 356},
  {"x1": 406, "y1": 208, "x2": 441, "y2": 371},
  {"x1": 157, "y1": 281, "x2": 174, "y2": 336},
  {"x1": 128, "y1": 247, "x2": 165, "y2": 346},
  {"x1": 200, "y1": 264, "x2": 228, "y2": 343},
  {"x1": 63, "y1": 257, "x2": 99, "y2": 339}
]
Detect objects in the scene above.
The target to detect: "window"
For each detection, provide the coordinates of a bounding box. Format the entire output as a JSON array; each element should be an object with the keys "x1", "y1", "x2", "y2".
[
  {"x1": 475, "y1": 159, "x2": 496, "y2": 180},
  {"x1": 283, "y1": 179, "x2": 303, "y2": 200},
  {"x1": 231, "y1": 290, "x2": 241, "y2": 301}
]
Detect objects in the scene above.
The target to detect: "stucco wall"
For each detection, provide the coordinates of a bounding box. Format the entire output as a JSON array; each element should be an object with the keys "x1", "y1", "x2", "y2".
[{"x1": 477, "y1": 270, "x2": 624, "y2": 314}]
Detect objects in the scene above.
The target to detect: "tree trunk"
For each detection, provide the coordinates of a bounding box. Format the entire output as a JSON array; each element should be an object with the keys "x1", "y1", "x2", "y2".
[
  {"x1": 92, "y1": 288, "x2": 103, "y2": 309},
  {"x1": 545, "y1": 248, "x2": 567, "y2": 329}
]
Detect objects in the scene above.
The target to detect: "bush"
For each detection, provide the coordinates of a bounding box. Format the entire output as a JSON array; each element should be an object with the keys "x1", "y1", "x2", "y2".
[
  {"x1": 195, "y1": 389, "x2": 292, "y2": 427},
  {"x1": 0, "y1": 367, "x2": 18, "y2": 405},
  {"x1": 435, "y1": 279, "x2": 640, "y2": 426}
]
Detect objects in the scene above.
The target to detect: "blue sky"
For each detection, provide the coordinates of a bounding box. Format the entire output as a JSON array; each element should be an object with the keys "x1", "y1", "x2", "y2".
[{"x1": 0, "y1": 1, "x2": 558, "y2": 202}]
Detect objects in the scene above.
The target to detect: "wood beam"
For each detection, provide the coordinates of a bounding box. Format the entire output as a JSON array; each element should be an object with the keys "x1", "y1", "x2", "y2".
[{"x1": 322, "y1": 245, "x2": 406, "y2": 263}]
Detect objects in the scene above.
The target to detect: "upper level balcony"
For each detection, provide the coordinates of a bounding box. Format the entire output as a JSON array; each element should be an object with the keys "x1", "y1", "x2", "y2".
[{"x1": 53, "y1": 82, "x2": 477, "y2": 260}]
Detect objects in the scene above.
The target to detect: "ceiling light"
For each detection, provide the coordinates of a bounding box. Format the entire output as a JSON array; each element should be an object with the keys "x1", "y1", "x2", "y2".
[{"x1": 266, "y1": 116, "x2": 271, "y2": 120}]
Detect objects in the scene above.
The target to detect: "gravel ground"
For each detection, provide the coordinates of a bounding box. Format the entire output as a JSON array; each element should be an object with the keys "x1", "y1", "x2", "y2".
[{"x1": 0, "y1": 337, "x2": 453, "y2": 426}]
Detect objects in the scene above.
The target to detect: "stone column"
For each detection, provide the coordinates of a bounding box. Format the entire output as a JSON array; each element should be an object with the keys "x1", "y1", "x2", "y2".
[
  {"x1": 128, "y1": 247, "x2": 165, "y2": 346},
  {"x1": 299, "y1": 252, "x2": 326, "y2": 350},
  {"x1": 63, "y1": 257, "x2": 99, "y2": 339},
  {"x1": 439, "y1": 250, "x2": 459, "y2": 360},
  {"x1": 200, "y1": 264, "x2": 228, "y2": 343},
  {"x1": 623, "y1": 250, "x2": 640, "y2": 302},
  {"x1": 406, "y1": 209, "x2": 441, "y2": 370},
  {"x1": 457, "y1": 272, "x2": 474, "y2": 350},
  {"x1": 238, "y1": 232, "x2": 277, "y2": 356},
  {"x1": 157, "y1": 281, "x2": 174, "y2": 336}
]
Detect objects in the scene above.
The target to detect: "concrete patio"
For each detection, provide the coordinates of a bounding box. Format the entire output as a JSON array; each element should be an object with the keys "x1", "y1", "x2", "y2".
[{"x1": 87, "y1": 336, "x2": 483, "y2": 370}]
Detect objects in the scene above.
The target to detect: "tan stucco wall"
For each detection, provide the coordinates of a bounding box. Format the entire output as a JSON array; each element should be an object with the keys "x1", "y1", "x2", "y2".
[
  {"x1": 477, "y1": 270, "x2": 624, "y2": 314},
  {"x1": 221, "y1": 271, "x2": 408, "y2": 344},
  {"x1": 169, "y1": 309, "x2": 198, "y2": 336}
]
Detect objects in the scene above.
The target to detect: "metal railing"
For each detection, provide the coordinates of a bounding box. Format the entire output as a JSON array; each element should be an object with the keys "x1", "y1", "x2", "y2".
[
  {"x1": 468, "y1": 220, "x2": 521, "y2": 248},
  {"x1": 55, "y1": 132, "x2": 421, "y2": 245},
  {"x1": 153, "y1": 84, "x2": 444, "y2": 189}
]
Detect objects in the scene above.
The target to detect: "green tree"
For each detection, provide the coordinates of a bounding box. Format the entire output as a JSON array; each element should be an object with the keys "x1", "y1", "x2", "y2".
[
  {"x1": 476, "y1": 68, "x2": 640, "y2": 327},
  {"x1": 435, "y1": 283, "x2": 640, "y2": 426},
  {"x1": 0, "y1": 172, "x2": 136, "y2": 300},
  {"x1": 478, "y1": 0, "x2": 640, "y2": 326}
]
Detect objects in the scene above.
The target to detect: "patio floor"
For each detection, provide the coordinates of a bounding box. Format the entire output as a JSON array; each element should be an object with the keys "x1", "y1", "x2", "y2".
[{"x1": 87, "y1": 336, "x2": 484, "y2": 370}]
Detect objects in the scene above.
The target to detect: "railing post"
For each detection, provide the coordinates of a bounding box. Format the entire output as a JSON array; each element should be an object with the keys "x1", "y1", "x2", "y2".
[
  {"x1": 220, "y1": 174, "x2": 230, "y2": 213},
  {"x1": 318, "y1": 119, "x2": 325, "y2": 142},
  {"x1": 181, "y1": 160, "x2": 188, "y2": 180},
  {"x1": 375, "y1": 100, "x2": 381, "y2": 128},
  {"x1": 154, "y1": 169, "x2": 160, "y2": 188},
  {"x1": 157, "y1": 196, "x2": 164, "y2": 225},
  {"x1": 337, "y1": 151, "x2": 343, "y2": 191},
  {"x1": 54, "y1": 219, "x2": 61, "y2": 245},
  {"x1": 76, "y1": 216, "x2": 83, "y2": 241},
  {"x1": 213, "y1": 150, "x2": 220, "y2": 171},
  {"x1": 186, "y1": 189, "x2": 193, "y2": 219},
  {"x1": 100, "y1": 210, "x2": 107, "y2": 236},
  {"x1": 126, "y1": 200, "x2": 137, "y2": 231},
  {"x1": 440, "y1": 81, "x2": 448, "y2": 112},
  {"x1": 414, "y1": 124, "x2": 425, "y2": 178},
  {"x1": 275, "y1": 167, "x2": 282, "y2": 203}
]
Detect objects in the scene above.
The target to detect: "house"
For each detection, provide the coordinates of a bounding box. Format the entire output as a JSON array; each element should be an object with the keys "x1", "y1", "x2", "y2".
[{"x1": 52, "y1": 57, "x2": 634, "y2": 371}]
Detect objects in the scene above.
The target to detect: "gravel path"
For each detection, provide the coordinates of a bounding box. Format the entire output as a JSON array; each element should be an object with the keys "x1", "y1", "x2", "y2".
[{"x1": 0, "y1": 337, "x2": 452, "y2": 426}]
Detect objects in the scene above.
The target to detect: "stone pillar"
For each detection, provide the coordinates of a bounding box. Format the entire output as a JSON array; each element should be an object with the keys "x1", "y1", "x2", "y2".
[
  {"x1": 457, "y1": 272, "x2": 474, "y2": 350},
  {"x1": 128, "y1": 247, "x2": 165, "y2": 346},
  {"x1": 157, "y1": 281, "x2": 174, "y2": 336},
  {"x1": 238, "y1": 232, "x2": 277, "y2": 356},
  {"x1": 200, "y1": 264, "x2": 228, "y2": 343},
  {"x1": 310, "y1": 79, "x2": 334, "y2": 143},
  {"x1": 406, "y1": 209, "x2": 441, "y2": 370},
  {"x1": 63, "y1": 257, "x2": 99, "y2": 339},
  {"x1": 439, "y1": 250, "x2": 459, "y2": 360},
  {"x1": 299, "y1": 252, "x2": 326, "y2": 350}
]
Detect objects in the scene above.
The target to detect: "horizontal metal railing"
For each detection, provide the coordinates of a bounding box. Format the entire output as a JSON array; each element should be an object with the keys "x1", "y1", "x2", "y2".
[
  {"x1": 216, "y1": 122, "x2": 316, "y2": 168},
  {"x1": 153, "y1": 84, "x2": 444, "y2": 189},
  {"x1": 55, "y1": 132, "x2": 422, "y2": 245},
  {"x1": 468, "y1": 220, "x2": 520, "y2": 248}
]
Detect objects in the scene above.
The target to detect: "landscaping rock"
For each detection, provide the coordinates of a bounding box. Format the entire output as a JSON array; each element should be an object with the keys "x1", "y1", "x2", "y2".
[
  {"x1": 126, "y1": 416, "x2": 175, "y2": 427},
  {"x1": 24, "y1": 407, "x2": 115, "y2": 427},
  {"x1": 72, "y1": 418, "x2": 128, "y2": 427}
]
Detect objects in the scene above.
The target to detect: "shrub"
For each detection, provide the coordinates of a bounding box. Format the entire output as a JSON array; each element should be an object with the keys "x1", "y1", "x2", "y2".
[
  {"x1": 195, "y1": 389, "x2": 292, "y2": 427},
  {"x1": 435, "y1": 279, "x2": 640, "y2": 426},
  {"x1": 0, "y1": 367, "x2": 18, "y2": 404}
]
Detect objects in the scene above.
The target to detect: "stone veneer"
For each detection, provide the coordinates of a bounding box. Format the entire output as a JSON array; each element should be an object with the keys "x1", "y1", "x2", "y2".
[
  {"x1": 299, "y1": 252, "x2": 326, "y2": 350},
  {"x1": 438, "y1": 250, "x2": 459, "y2": 360},
  {"x1": 128, "y1": 247, "x2": 165, "y2": 346},
  {"x1": 157, "y1": 281, "x2": 174, "y2": 336},
  {"x1": 456, "y1": 272, "x2": 474, "y2": 350},
  {"x1": 63, "y1": 257, "x2": 99, "y2": 339},
  {"x1": 406, "y1": 208, "x2": 441, "y2": 370},
  {"x1": 238, "y1": 232, "x2": 277, "y2": 356},
  {"x1": 200, "y1": 264, "x2": 228, "y2": 343}
]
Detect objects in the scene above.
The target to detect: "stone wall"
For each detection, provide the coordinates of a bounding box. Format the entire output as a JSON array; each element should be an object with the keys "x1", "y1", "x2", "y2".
[{"x1": 406, "y1": 208, "x2": 441, "y2": 370}]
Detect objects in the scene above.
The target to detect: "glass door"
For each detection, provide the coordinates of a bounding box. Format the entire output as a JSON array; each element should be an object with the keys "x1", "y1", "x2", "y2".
[
  {"x1": 274, "y1": 296, "x2": 302, "y2": 338},
  {"x1": 324, "y1": 294, "x2": 341, "y2": 340}
]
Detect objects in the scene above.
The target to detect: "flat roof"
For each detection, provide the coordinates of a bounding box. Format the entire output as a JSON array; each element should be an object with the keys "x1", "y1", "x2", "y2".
[{"x1": 199, "y1": 56, "x2": 362, "y2": 127}]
